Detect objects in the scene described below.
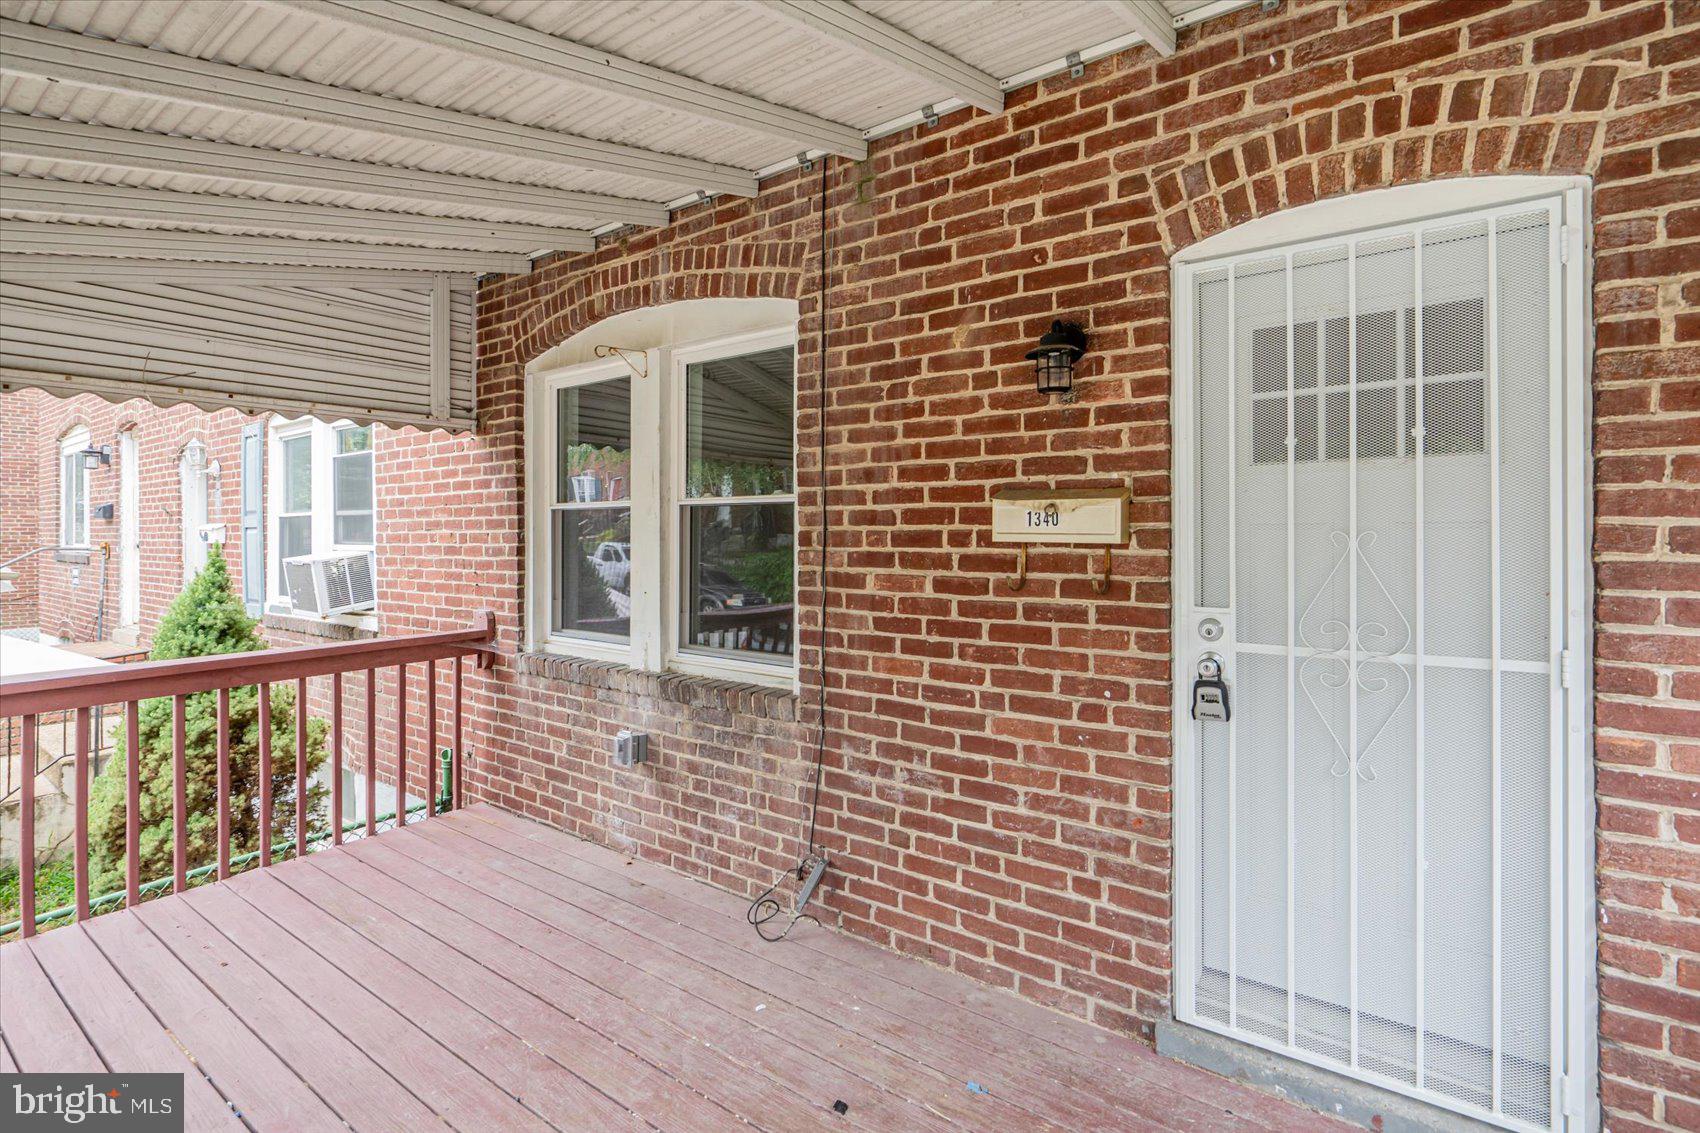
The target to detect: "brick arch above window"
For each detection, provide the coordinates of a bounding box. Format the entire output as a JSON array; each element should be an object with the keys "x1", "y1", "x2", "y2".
[{"x1": 500, "y1": 232, "x2": 811, "y2": 372}]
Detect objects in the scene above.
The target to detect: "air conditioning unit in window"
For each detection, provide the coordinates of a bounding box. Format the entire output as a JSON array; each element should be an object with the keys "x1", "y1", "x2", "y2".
[{"x1": 283, "y1": 550, "x2": 376, "y2": 616}]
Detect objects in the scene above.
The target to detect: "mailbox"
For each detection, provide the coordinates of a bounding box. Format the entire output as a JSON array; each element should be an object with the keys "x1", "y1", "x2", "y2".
[{"x1": 990, "y1": 488, "x2": 1129, "y2": 545}]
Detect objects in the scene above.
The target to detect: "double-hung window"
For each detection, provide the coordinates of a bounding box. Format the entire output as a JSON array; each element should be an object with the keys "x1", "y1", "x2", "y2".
[
  {"x1": 530, "y1": 319, "x2": 797, "y2": 686},
  {"x1": 549, "y1": 375, "x2": 633, "y2": 640},
  {"x1": 268, "y1": 417, "x2": 376, "y2": 616},
  {"x1": 677, "y1": 344, "x2": 795, "y2": 661},
  {"x1": 59, "y1": 427, "x2": 90, "y2": 548}
]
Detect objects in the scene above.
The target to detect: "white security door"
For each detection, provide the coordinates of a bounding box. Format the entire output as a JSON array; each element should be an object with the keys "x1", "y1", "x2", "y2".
[{"x1": 1173, "y1": 186, "x2": 1590, "y2": 1133}]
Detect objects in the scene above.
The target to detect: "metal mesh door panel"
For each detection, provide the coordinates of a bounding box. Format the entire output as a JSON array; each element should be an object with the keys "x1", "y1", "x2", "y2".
[{"x1": 1185, "y1": 198, "x2": 1563, "y2": 1131}]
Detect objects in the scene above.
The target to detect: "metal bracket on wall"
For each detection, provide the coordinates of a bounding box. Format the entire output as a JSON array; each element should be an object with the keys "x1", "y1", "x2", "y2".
[
  {"x1": 1006, "y1": 544, "x2": 1028, "y2": 591},
  {"x1": 1066, "y1": 51, "x2": 1084, "y2": 78},
  {"x1": 593, "y1": 344, "x2": 648, "y2": 380},
  {"x1": 921, "y1": 104, "x2": 939, "y2": 128}
]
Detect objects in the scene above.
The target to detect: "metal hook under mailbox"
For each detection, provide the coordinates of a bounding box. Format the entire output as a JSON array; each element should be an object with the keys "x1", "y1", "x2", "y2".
[
  {"x1": 1006, "y1": 544, "x2": 1028, "y2": 591},
  {"x1": 1090, "y1": 546, "x2": 1112, "y2": 594}
]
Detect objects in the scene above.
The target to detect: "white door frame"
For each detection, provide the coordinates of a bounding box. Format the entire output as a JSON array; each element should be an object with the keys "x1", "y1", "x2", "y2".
[
  {"x1": 118, "y1": 429, "x2": 140, "y2": 633},
  {"x1": 1168, "y1": 177, "x2": 1595, "y2": 1132}
]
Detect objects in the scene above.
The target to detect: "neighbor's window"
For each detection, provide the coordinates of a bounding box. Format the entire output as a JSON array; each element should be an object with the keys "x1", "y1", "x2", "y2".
[
  {"x1": 532, "y1": 323, "x2": 797, "y2": 682},
  {"x1": 268, "y1": 417, "x2": 376, "y2": 612},
  {"x1": 680, "y1": 346, "x2": 795, "y2": 660},
  {"x1": 549, "y1": 376, "x2": 632, "y2": 639},
  {"x1": 59, "y1": 428, "x2": 90, "y2": 548},
  {"x1": 333, "y1": 425, "x2": 374, "y2": 545}
]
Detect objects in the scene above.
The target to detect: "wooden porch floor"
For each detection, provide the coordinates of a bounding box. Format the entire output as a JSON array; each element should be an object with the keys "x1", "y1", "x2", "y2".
[{"x1": 1, "y1": 805, "x2": 1344, "y2": 1132}]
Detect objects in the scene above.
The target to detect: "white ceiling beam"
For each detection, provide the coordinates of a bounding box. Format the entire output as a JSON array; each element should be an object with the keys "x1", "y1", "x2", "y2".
[
  {"x1": 1106, "y1": 0, "x2": 1177, "y2": 56},
  {"x1": 0, "y1": 115, "x2": 668, "y2": 228},
  {"x1": 0, "y1": 176, "x2": 593, "y2": 254},
  {"x1": 0, "y1": 255, "x2": 478, "y2": 286},
  {"x1": 264, "y1": 0, "x2": 868, "y2": 160},
  {"x1": 0, "y1": 18, "x2": 758, "y2": 198},
  {"x1": 748, "y1": 0, "x2": 1003, "y2": 115},
  {"x1": 0, "y1": 221, "x2": 529, "y2": 273}
]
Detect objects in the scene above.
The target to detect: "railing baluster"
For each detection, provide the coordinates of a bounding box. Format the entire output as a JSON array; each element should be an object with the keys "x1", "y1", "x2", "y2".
[
  {"x1": 295, "y1": 677, "x2": 307, "y2": 859},
  {"x1": 331, "y1": 672, "x2": 344, "y2": 846},
  {"x1": 172, "y1": 694, "x2": 187, "y2": 893},
  {"x1": 20, "y1": 714, "x2": 36, "y2": 937},
  {"x1": 125, "y1": 701, "x2": 139, "y2": 907},
  {"x1": 426, "y1": 659, "x2": 438, "y2": 818},
  {"x1": 453, "y1": 656, "x2": 464, "y2": 810},
  {"x1": 395, "y1": 664, "x2": 408, "y2": 828},
  {"x1": 365, "y1": 668, "x2": 376, "y2": 838},
  {"x1": 259, "y1": 682, "x2": 273, "y2": 869},
  {"x1": 216, "y1": 688, "x2": 231, "y2": 880},
  {"x1": 75, "y1": 708, "x2": 91, "y2": 920}
]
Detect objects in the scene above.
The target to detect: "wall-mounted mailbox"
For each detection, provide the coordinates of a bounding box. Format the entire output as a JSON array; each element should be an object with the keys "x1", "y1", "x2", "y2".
[
  {"x1": 991, "y1": 487, "x2": 1129, "y2": 593},
  {"x1": 990, "y1": 488, "x2": 1129, "y2": 545}
]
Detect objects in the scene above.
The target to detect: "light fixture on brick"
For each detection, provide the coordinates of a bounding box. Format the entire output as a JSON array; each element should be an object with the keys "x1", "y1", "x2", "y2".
[{"x1": 1026, "y1": 320, "x2": 1087, "y2": 397}]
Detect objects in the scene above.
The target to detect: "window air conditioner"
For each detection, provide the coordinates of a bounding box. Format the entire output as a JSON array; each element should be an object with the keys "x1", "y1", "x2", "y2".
[{"x1": 283, "y1": 550, "x2": 376, "y2": 616}]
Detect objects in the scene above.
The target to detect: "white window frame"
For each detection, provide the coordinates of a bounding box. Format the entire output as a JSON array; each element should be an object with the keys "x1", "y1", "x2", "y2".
[
  {"x1": 58, "y1": 427, "x2": 90, "y2": 548},
  {"x1": 665, "y1": 326, "x2": 799, "y2": 684},
  {"x1": 331, "y1": 423, "x2": 376, "y2": 548},
  {"x1": 526, "y1": 309, "x2": 799, "y2": 689},
  {"x1": 266, "y1": 416, "x2": 377, "y2": 623}
]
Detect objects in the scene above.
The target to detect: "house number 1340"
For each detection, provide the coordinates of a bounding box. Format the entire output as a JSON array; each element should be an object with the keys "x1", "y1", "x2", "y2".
[{"x1": 1026, "y1": 504, "x2": 1060, "y2": 528}]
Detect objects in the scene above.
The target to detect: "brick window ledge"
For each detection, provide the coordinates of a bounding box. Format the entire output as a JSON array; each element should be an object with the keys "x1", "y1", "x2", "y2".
[{"x1": 515, "y1": 652, "x2": 797, "y2": 723}]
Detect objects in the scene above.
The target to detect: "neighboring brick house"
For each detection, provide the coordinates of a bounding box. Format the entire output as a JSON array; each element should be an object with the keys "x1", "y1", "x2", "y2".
[{"x1": 2, "y1": 3, "x2": 1697, "y2": 1132}]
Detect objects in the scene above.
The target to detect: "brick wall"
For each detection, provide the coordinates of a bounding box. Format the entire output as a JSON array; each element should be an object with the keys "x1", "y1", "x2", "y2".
[
  {"x1": 7, "y1": 392, "x2": 255, "y2": 646},
  {"x1": 1, "y1": 389, "x2": 41, "y2": 629},
  {"x1": 465, "y1": 3, "x2": 1700, "y2": 1130}
]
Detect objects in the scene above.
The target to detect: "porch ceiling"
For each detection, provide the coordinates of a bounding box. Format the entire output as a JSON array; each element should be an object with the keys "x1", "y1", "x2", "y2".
[{"x1": 0, "y1": 0, "x2": 1246, "y2": 430}]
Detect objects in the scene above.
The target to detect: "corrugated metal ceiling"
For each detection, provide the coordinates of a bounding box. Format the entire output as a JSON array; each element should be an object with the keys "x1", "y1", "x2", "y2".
[{"x1": 0, "y1": 0, "x2": 1249, "y2": 430}]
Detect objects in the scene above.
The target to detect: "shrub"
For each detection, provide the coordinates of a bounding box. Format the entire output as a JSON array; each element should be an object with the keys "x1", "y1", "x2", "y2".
[{"x1": 86, "y1": 548, "x2": 327, "y2": 895}]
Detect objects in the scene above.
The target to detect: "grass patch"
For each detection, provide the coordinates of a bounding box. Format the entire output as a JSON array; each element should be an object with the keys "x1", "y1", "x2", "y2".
[{"x1": 0, "y1": 857, "x2": 76, "y2": 925}]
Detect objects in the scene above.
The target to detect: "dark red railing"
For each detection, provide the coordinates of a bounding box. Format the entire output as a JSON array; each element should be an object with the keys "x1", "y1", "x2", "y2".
[{"x1": 0, "y1": 613, "x2": 496, "y2": 937}]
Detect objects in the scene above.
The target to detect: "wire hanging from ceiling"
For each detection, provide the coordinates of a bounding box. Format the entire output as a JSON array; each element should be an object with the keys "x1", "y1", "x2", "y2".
[{"x1": 747, "y1": 155, "x2": 833, "y2": 943}]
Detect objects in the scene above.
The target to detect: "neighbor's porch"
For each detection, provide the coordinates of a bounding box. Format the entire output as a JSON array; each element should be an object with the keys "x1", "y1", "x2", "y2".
[{"x1": 3, "y1": 804, "x2": 1344, "y2": 1133}]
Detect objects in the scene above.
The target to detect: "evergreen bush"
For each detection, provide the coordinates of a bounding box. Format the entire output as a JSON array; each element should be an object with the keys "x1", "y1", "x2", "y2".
[{"x1": 86, "y1": 548, "x2": 327, "y2": 895}]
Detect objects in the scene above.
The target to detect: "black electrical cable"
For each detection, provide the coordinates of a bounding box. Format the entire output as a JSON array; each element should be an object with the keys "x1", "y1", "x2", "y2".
[
  {"x1": 805, "y1": 153, "x2": 831, "y2": 856},
  {"x1": 747, "y1": 155, "x2": 832, "y2": 943}
]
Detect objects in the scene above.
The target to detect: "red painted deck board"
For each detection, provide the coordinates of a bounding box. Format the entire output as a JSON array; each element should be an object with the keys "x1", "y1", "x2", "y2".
[{"x1": 1, "y1": 807, "x2": 1346, "y2": 1133}]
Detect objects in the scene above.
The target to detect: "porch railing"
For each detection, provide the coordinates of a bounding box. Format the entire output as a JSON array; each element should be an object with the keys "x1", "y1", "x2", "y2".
[{"x1": 0, "y1": 612, "x2": 496, "y2": 939}]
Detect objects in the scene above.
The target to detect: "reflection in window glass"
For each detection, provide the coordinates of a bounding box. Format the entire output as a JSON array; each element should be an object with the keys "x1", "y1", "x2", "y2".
[
  {"x1": 551, "y1": 377, "x2": 633, "y2": 641},
  {"x1": 557, "y1": 379, "x2": 631, "y2": 503},
  {"x1": 685, "y1": 347, "x2": 794, "y2": 498},
  {"x1": 552, "y1": 508, "x2": 632, "y2": 639},
  {"x1": 61, "y1": 450, "x2": 87, "y2": 546},
  {"x1": 278, "y1": 433, "x2": 313, "y2": 583},
  {"x1": 683, "y1": 502, "x2": 793, "y2": 660}
]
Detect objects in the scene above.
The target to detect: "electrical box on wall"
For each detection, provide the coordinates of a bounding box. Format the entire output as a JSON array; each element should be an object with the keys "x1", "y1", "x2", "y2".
[
  {"x1": 614, "y1": 730, "x2": 647, "y2": 767},
  {"x1": 990, "y1": 488, "x2": 1130, "y2": 545}
]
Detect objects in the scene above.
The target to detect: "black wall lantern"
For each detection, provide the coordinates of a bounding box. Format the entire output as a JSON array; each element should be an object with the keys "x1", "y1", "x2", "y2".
[{"x1": 1026, "y1": 320, "x2": 1087, "y2": 397}]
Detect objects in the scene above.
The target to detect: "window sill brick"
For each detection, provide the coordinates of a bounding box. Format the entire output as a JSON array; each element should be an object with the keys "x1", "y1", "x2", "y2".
[{"x1": 515, "y1": 651, "x2": 797, "y2": 723}]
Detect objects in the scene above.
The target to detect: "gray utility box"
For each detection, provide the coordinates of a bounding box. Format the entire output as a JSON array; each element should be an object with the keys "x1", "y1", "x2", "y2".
[{"x1": 614, "y1": 730, "x2": 648, "y2": 767}]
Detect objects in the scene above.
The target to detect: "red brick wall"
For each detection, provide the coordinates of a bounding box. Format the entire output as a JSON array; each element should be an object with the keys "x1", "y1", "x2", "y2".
[
  {"x1": 461, "y1": 3, "x2": 1700, "y2": 1130},
  {"x1": 5, "y1": 393, "x2": 255, "y2": 646},
  {"x1": 1, "y1": 389, "x2": 42, "y2": 630}
]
